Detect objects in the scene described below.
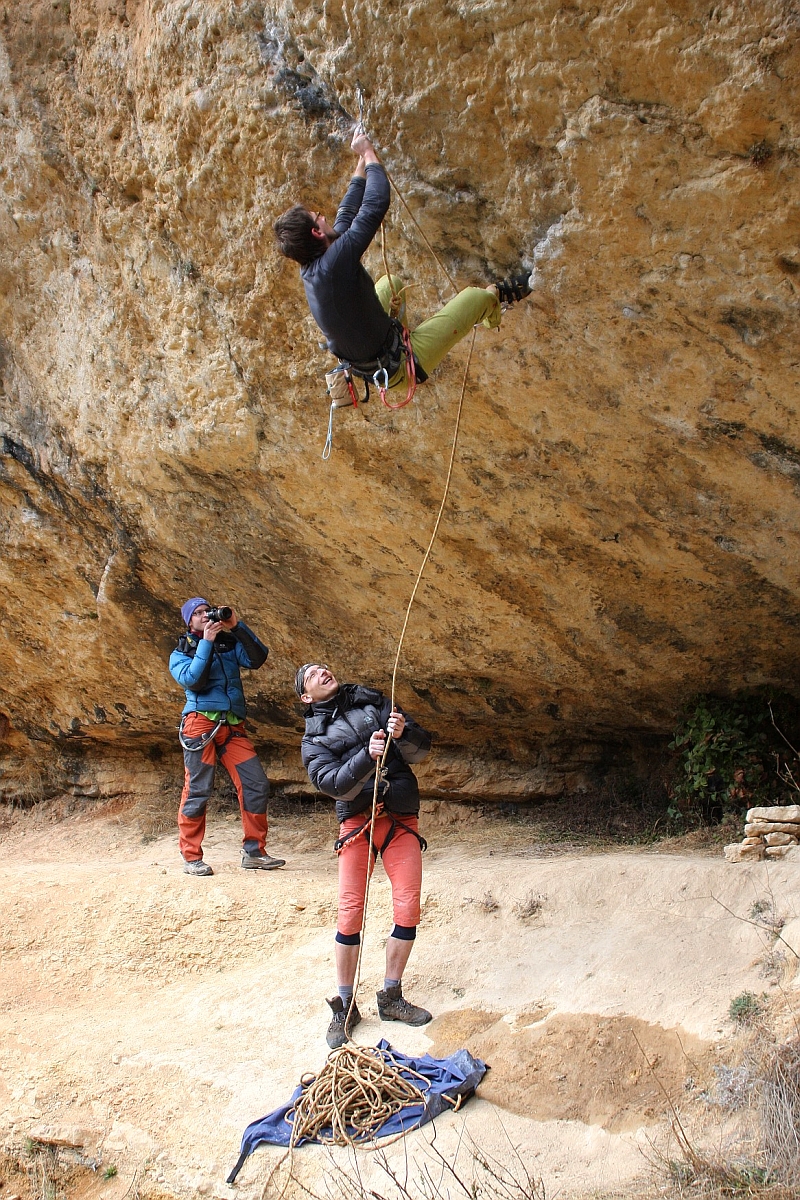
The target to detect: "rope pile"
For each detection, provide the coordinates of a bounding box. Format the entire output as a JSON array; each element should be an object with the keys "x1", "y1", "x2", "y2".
[{"x1": 287, "y1": 1043, "x2": 427, "y2": 1147}]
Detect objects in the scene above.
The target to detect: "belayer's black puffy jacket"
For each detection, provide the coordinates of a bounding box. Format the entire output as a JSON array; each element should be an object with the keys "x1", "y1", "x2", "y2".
[{"x1": 301, "y1": 685, "x2": 432, "y2": 822}]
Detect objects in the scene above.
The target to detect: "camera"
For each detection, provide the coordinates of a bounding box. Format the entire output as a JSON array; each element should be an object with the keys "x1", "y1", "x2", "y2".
[{"x1": 206, "y1": 605, "x2": 232, "y2": 623}]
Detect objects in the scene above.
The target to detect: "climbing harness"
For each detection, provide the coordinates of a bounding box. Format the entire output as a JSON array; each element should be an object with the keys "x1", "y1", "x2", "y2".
[
  {"x1": 334, "y1": 805, "x2": 428, "y2": 857},
  {"x1": 322, "y1": 319, "x2": 424, "y2": 456},
  {"x1": 178, "y1": 713, "x2": 224, "y2": 752}
]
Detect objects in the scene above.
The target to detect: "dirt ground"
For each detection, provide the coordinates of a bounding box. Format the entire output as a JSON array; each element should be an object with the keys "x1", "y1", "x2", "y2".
[{"x1": 1, "y1": 797, "x2": 798, "y2": 1200}]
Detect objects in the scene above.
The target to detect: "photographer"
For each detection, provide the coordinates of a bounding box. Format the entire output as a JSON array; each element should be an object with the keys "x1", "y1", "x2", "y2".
[{"x1": 169, "y1": 597, "x2": 285, "y2": 876}]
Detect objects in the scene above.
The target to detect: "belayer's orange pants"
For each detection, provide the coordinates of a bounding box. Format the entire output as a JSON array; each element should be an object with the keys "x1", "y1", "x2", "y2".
[
  {"x1": 178, "y1": 714, "x2": 269, "y2": 861},
  {"x1": 337, "y1": 812, "x2": 423, "y2": 936}
]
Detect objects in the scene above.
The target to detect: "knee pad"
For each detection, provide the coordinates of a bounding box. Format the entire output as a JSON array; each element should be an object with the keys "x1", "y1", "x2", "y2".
[
  {"x1": 390, "y1": 924, "x2": 417, "y2": 942},
  {"x1": 335, "y1": 931, "x2": 361, "y2": 946}
]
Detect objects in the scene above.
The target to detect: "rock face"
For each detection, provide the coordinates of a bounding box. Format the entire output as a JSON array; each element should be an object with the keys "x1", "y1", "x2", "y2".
[{"x1": 0, "y1": 0, "x2": 798, "y2": 802}]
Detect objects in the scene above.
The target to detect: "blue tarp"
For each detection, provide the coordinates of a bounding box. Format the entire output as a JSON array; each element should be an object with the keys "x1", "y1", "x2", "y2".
[{"x1": 227, "y1": 1040, "x2": 487, "y2": 1183}]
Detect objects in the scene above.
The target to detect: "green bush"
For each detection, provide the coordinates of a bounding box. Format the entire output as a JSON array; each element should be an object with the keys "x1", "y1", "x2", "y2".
[
  {"x1": 669, "y1": 692, "x2": 800, "y2": 828},
  {"x1": 728, "y1": 991, "x2": 766, "y2": 1025}
]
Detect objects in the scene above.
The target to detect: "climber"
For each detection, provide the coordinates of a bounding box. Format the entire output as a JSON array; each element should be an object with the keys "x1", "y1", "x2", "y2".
[
  {"x1": 295, "y1": 662, "x2": 433, "y2": 1048},
  {"x1": 273, "y1": 129, "x2": 533, "y2": 396}
]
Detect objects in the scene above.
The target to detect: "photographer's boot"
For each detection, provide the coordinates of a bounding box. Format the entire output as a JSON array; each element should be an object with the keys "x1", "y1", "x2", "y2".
[
  {"x1": 241, "y1": 851, "x2": 285, "y2": 870},
  {"x1": 326, "y1": 996, "x2": 362, "y2": 1049},
  {"x1": 376, "y1": 984, "x2": 432, "y2": 1026},
  {"x1": 183, "y1": 858, "x2": 213, "y2": 876}
]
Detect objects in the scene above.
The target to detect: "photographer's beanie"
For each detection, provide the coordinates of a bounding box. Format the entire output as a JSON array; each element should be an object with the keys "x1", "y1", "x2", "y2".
[{"x1": 181, "y1": 597, "x2": 208, "y2": 627}]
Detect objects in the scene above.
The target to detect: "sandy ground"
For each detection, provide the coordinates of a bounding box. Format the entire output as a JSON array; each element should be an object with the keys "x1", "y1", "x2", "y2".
[{"x1": 1, "y1": 800, "x2": 799, "y2": 1200}]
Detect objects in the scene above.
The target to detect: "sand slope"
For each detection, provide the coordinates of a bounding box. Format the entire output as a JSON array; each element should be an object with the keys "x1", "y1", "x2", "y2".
[{"x1": 1, "y1": 804, "x2": 797, "y2": 1200}]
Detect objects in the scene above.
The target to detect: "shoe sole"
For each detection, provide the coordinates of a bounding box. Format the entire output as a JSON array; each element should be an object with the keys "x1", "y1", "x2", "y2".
[{"x1": 241, "y1": 860, "x2": 285, "y2": 870}]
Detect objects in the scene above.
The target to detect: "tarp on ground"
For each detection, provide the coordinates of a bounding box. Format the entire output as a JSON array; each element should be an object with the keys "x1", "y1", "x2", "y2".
[{"x1": 227, "y1": 1039, "x2": 487, "y2": 1183}]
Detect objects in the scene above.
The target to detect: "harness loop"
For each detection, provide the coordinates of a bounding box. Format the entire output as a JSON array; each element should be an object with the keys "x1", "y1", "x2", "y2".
[{"x1": 178, "y1": 714, "x2": 224, "y2": 752}]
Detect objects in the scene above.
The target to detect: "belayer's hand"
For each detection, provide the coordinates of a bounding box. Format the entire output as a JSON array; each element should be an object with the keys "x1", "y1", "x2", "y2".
[
  {"x1": 369, "y1": 729, "x2": 386, "y2": 760},
  {"x1": 386, "y1": 710, "x2": 406, "y2": 739}
]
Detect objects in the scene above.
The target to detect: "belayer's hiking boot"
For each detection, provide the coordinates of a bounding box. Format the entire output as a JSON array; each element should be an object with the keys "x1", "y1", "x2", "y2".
[
  {"x1": 376, "y1": 985, "x2": 432, "y2": 1026},
  {"x1": 494, "y1": 273, "x2": 533, "y2": 305},
  {"x1": 326, "y1": 996, "x2": 362, "y2": 1049},
  {"x1": 183, "y1": 858, "x2": 213, "y2": 876},
  {"x1": 241, "y1": 851, "x2": 286, "y2": 870}
]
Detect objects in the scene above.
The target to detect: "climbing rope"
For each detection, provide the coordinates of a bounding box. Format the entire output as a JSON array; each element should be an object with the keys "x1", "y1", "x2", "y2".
[
  {"x1": 344, "y1": 326, "x2": 478, "y2": 1031},
  {"x1": 260, "y1": 94, "x2": 479, "y2": 1186},
  {"x1": 287, "y1": 1043, "x2": 427, "y2": 1147},
  {"x1": 331, "y1": 82, "x2": 478, "y2": 1052}
]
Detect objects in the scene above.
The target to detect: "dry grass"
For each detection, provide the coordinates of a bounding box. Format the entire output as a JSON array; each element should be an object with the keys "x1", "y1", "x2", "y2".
[
  {"x1": 648, "y1": 998, "x2": 800, "y2": 1199},
  {"x1": 265, "y1": 1126, "x2": 545, "y2": 1200},
  {"x1": 512, "y1": 891, "x2": 545, "y2": 920}
]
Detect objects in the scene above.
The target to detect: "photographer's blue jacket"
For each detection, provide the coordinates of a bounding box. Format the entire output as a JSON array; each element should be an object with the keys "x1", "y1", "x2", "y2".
[{"x1": 169, "y1": 623, "x2": 268, "y2": 718}]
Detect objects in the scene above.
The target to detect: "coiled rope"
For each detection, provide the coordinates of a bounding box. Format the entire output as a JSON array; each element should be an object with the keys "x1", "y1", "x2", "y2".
[{"x1": 287, "y1": 1043, "x2": 427, "y2": 1147}]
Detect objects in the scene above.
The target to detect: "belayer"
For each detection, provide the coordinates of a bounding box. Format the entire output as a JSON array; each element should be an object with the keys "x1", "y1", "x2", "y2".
[
  {"x1": 274, "y1": 129, "x2": 533, "y2": 401},
  {"x1": 295, "y1": 662, "x2": 433, "y2": 1048}
]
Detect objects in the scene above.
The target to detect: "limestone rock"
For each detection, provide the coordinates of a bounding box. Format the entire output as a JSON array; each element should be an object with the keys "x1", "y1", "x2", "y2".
[
  {"x1": 764, "y1": 832, "x2": 797, "y2": 846},
  {"x1": 745, "y1": 822, "x2": 800, "y2": 836},
  {"x1": 0, "y1": 0, "x2": 799, "y2": 800},
  {"x1": 725, "y1": 843, "x2": 766, "y2": 863},
  {"x1": 28, "y1": 1124, "x2": 100, "y2": 1150},
  {"x1": 765, "y1": 845, "x2": 791, "y2": 859},
  {"x1": 742, "y1": 836, "x2": 765, "y2": 847},
  {"x1": 746, "y1": 806, "x2": 800, "y2": 824}
]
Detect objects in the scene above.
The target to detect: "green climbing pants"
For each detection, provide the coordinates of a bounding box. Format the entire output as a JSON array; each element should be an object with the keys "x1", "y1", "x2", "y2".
[{"x1": 374, "y1": 275, "x2": 502, "y2": 388}]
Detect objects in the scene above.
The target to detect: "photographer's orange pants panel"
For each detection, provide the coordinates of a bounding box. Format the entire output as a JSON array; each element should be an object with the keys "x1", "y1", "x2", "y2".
[
  {"x1": 179, "y1": 714, "x2": 269, "y2": 861},
  {"x1": 337, "y1": 813, "x2": 422, "y2": 936}
]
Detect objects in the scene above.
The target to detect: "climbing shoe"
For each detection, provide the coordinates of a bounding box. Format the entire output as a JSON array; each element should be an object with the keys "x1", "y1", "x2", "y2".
[
  {"x1": 241, "y1": 851, "x2": 285, "y2": 870},
  {"x1": 376, "y1": 985, "x2": 432, "y2": 1026},
  {"x1": 326, "y1": 996, "x2": 362, "y2": 1049},
  {"x1": 183, "y1": 858, "x2": 213, "y2": 876},
  {"x1": 495, "y1": 273, "x2": 533, "y2": 305}
]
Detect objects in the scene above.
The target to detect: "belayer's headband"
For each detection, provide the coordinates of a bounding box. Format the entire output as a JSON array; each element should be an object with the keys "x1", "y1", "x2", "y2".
[{"x1": 295, "y1": 663, "x2": 314, "y2": 697}]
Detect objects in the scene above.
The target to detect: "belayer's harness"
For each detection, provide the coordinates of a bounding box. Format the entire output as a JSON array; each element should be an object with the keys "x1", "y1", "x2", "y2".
[{"x1": 334, "y1": 800, "x2": 428, "y2": 858}]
